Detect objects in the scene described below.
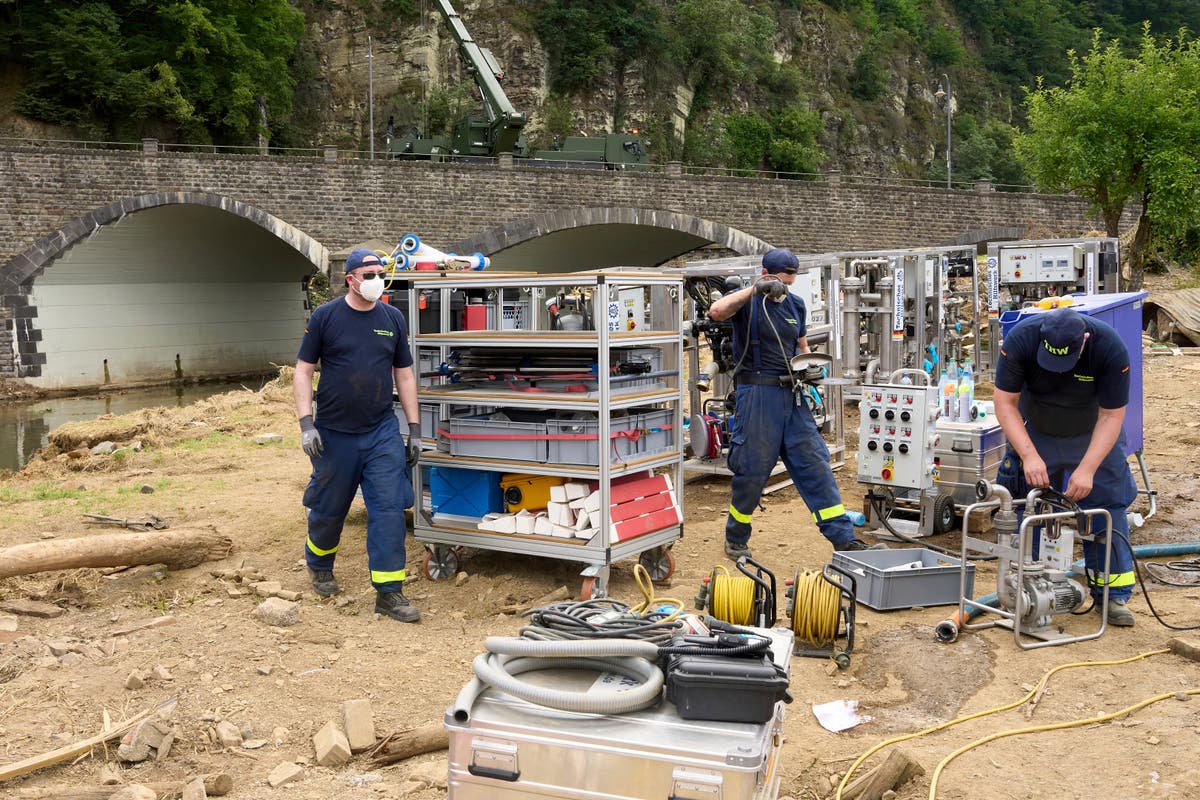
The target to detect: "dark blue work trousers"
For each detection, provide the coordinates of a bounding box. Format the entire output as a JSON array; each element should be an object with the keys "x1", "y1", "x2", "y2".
[
  {"x1": 725, "y1": 382, "x2": 853, "y2": 547},
  {"x1": 303, "y1": 414, "x2": 414, "y2": 592},
  {"x1": 1025, "y1": 426, "x2": 1138, "y2": 601}
]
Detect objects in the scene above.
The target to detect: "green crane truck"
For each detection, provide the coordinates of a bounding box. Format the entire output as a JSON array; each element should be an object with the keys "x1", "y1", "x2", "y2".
[{"x1": 390, "y1": 0, "x2": 650, "y2": 169}]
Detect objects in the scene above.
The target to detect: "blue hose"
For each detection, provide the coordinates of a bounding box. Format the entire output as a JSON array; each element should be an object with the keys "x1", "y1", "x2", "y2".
[{"x1": 935, "y1": 541, "x2": 1200, "y2": 642}]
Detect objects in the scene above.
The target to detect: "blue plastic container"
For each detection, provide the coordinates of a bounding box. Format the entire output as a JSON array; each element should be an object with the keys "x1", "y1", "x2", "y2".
[
  {"x1": 429, "y1": 466, "x2": 503, "y2": 518},
  {"x1": 999, "y1": 292, "x2": 1147, "y2": 454}
]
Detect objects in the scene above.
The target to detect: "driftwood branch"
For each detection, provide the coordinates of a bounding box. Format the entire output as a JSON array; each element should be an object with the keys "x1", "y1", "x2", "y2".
[
  {"x1": 0, "y1": 528, "x2": 233, "y2": 580},
  {"x1": 369, "y1": 724, "x2": 450, "y2": 765},
  {"x1": 0, "y1": 703, "x2": 166, "y2": 783},
  {"x1": 12, "y1": 773, "x2": 232, "y2": 799},
  {"x1": 841, "y1": 748, "x2": 925, "y2": 800}
]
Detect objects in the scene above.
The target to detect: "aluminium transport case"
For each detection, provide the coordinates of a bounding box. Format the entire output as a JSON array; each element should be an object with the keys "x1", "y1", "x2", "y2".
[
  {"x1": 445, "y1": 628, "x2": 793, "y2": 800},
  {"x1": 933, "y1": 414, "x2": 1006, "y2": 507}
]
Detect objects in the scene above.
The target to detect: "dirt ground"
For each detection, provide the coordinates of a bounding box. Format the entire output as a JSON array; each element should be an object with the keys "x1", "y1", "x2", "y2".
[{"x1": 2, "y1": 276, "x2": 1200, "y2": 800}]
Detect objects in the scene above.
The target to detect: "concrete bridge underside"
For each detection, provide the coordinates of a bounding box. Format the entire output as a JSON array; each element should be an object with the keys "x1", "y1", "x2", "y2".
[{"x1": 17, "y1": 201, "x2": 318, "y2": 389}]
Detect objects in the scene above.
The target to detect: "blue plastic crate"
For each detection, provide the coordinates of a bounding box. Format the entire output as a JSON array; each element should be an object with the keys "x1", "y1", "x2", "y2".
[{"x1": 429, "y1": 467, "x2": 503, "y2": 518}]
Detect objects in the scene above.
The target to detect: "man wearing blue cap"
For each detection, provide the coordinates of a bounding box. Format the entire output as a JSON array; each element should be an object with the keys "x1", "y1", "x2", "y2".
[
  {"x1": 708, "y1": 248, "x2": 884, "y2": 560},
  {"x1": 293, "y1": 248, "x2": 422, "y2": 622},
  {"x1": 993, "y1": 306, "x2": 1138, "y2": 626}
]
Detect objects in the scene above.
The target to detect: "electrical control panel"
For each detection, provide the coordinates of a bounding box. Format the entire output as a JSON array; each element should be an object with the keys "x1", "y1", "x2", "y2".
[
  {"x1": 998, "y1": 244, "x2": 1083, "y2": 284},
  {"x1": 788, "y1": 267, "x2": 827, "y2": 326},
  {"x1": 857, "y1": 381, "x2": 941, "y2": 490}
]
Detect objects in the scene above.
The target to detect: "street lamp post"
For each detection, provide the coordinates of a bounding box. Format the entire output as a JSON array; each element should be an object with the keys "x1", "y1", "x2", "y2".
[{"x1": 934, "y1": 74, "x2": 952, "y2": 189}]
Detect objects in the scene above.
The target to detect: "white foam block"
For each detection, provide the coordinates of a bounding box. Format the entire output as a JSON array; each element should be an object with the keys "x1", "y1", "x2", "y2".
[
  {"x1": 573, "y1": 527, "x2": 598, "y2": 540},
  {"x1": 583, "y1": 490, "x2": 602, "y2": 515},
  {"x1": 564, "y1": 482, "x2": 590, "y2": 500},
  {"x1": 514, "y1": 510, "x2": 536, "y2": 535},
  {"x1": 534, "y1": 514, "x2": 554, "y2": 536},
  {"x1": 547, "y1": 501, "x2": 575, "y2": 527},
  {"x1": 549, "y1": 485, "x2": 568, "y2": 503}
]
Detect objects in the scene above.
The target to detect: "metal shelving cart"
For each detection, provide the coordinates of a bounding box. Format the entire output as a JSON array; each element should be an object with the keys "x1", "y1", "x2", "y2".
[{"x1": 401, "y1": 271, "x2": 685, "y2": 599}]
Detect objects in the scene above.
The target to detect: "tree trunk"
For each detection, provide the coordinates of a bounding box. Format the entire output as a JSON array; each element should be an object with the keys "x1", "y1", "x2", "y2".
[
  {"x1": 0, "y1": 528, "x2": 233, "y2": 580},
  {"x1": 369, "y1": 724, "x2": 450, "y2": 765},
  {"x1": 1127, "y1": 208, "x2": 1152, "y2": 292}
]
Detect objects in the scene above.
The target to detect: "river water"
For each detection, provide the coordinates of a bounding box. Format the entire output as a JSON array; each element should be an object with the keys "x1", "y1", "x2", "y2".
[{"x1": 0, "y1": 378, "x2": 271, "y2": 473}]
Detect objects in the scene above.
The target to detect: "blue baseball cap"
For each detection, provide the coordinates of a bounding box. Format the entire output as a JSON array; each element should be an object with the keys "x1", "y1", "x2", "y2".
[
  {"x1": 345, "y1": 248, "x2": 382, "y2": 272},
  {"x1": 762, "y1": 248, "x2": 799, "y2": 274},
  {"x1": 1037, "y1": 308, "x2": 1086, "y2": 372}
]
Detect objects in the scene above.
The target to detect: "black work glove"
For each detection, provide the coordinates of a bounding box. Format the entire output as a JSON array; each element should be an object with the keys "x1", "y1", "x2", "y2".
[
  {"x1": 299, "y1": 415, "x2": 323, "y2": 458},
  {"x1": 406, "y1": 422, "x2": 421, "y2": 467},
  {"x1": 755, "y1": 278, "x2": 788, "y2": 300}
]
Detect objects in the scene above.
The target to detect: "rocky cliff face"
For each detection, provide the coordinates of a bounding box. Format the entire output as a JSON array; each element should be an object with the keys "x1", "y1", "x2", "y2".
[{"x1": 292, "y1": 0, "x2": 945, "y2": 176}]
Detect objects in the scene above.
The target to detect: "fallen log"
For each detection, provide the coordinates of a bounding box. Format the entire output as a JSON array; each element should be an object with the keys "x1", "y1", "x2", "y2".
[
  {"x1": 0, "y1": 529, "x2": 233, "y2": 580},
  {"x1": 841, "y1": 748, "x2": 925, "y2": 800},
  {"x1": 369, "y1": 724, "x2": 450, "y2": 765}
]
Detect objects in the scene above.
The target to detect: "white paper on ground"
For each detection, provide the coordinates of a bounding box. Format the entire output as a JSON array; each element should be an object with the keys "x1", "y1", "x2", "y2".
[{"x1": 811, "y1": 699, "x2": 873, "y2": 732}]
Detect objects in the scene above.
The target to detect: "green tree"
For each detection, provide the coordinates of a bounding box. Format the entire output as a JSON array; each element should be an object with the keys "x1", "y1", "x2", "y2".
[
  {"x1": 5, "y1": 0, "x2": 303, "y2": 144},
  {"x1": 1016, "y1": 27, "x2": 1200, "y2": 289},
  {"x1": 668, "y1": 0, "x2": 775, "y2": 105}
]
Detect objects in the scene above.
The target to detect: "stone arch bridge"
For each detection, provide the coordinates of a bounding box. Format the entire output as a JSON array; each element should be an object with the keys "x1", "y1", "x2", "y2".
[{"x1": 0, "y1": 143, "x2": 1112, "y2": 389}]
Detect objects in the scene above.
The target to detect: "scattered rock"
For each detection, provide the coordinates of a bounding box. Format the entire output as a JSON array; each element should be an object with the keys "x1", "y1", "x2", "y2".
[
  {"x1": 242, "y1": 738, "x2": 269, "y2": 749},
  {"x1": 313, "y1": 720, "x2": 351, "y2": 767},
  {"x1": 254, "y1": 433, "x2": 284, "y2": 444},
  {"x1": 257, "y1": 665, "x2": 274, "y2": 675},
  {"x1": 214, "y1": 720, "x2": 242, "y2": 749},
  {"x1": 251, "y1": 580, "x2": 283, "y2": 597},
  {"x1": 140, "y1": 484, "x2": 155, "y2": 494},
  {"x1": 266, "y1": 761, "x2": 304, "y2": 788},
  {"x1": 0, "y1": 615, "x2": 20, "y2": 632},
  {"x1": 98, "y1": 762, "x2": 122, "y2": 784},
  {"x1": 342, "y1": 698, "x2": 376, "y2": 753},
  {"x1": 182, "y1": 777, "x2": 208, "y2": 800},
  {"x1": 254, "y1": 597, "x2": 299, "y2": 627},
  {"x1": 407, "y1": 758, "x2": 449, "y2": 789},
  {"x1": 0, "y1": 599, "x2": 66, "y2": 618},
  {"x1": 455, "y1": 572, "x2": 470, "y2": 587},
  {"x1": 90, "y1": 441, "x2": 116, "y2": 455},
  {"x1": 152, "y1": 664, "x2": 173, "y2": 680}
]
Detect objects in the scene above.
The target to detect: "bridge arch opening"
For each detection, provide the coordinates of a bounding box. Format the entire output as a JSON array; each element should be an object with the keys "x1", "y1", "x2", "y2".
[
  {"x1": 450, "y1": 208, "x2": 772, "y2": 272},
  {"x1": 2, "y1": 194, "x2": 324, "y2": 389}
]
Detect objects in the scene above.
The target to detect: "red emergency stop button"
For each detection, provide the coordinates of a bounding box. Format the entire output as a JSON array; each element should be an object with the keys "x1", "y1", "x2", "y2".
[{"x1": 881, "y1": 466, "x2": 893, "y2": 481}]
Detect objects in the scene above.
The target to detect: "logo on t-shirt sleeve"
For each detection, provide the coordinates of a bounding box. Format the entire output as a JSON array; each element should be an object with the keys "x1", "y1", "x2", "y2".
[{"x1": 373, "y1": 329, "x2": 395, "y2": 338}]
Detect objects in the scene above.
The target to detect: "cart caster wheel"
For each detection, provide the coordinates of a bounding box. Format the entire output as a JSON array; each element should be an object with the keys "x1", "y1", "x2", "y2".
[
  {"x1": 832, "y1": 651, "x2": 851, "y2": 671},
  {"x1": 638, "y1": 546, "x2": 676, "y2": 583},
  {"x1": 579, "y1": 576, "x2": 599, "y2": 600},
  {"x1": 422, "y1": 547, "x2": 458, "y2": 581},
  {"x1": 933, "y1": 492, "x2": 957, "y2": 536}
]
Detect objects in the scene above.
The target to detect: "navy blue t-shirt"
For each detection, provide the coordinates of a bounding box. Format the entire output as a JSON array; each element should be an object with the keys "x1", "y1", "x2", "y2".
[
  {"x1": 994, "y1": 313, "x2": 1130, "y2": 436},
  {"x1": 297, "y1": 298, "x2": 413, "y2": 434},
  {"x1": 731, "y1": 293, "x2": 807, "y2": 374}
]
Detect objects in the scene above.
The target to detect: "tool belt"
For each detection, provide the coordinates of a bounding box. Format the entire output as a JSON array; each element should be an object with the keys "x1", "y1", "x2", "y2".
[{"x1": 736, "y1": 372, "x2": 792, "y2": 387}]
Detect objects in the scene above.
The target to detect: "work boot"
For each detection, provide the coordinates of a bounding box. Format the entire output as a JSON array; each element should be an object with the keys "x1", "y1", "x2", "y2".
[
  {"x1": 375, "y1": 587, "x2": 421, "y2": 623},
  {"x1": 724, "y1": 540, "x2": 753, "y2": 561},
  {"x1": 1098, "y1": 597, "x2": 1134, "y2": 627},
  {"x1": 834, "y1": 538, "x2": 890, "y2": 552},
  {"x1": 308, "y1": 568, "x2": 340, "y2": 597}
]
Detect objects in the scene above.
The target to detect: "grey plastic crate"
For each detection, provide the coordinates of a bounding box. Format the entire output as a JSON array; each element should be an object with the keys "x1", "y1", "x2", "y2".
[
  {"x1": 634, "y1": 407, "x2": 675, "y2": 457},
  {"x1": 830, "y1": 548, "x2": 974, "y2": 611},
  {"x1": 447, "y1": 414, "x2": 547, "y2": 463},
  {"x1": 546, "y1": 412, "x2": 638, "y2": 466},
  {"x1": 393, "y1": 402, "x2": 439, "y2": 433}
]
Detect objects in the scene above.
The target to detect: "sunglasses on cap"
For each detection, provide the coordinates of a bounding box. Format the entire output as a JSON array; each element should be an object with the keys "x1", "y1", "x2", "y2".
[{"x1": 352, "y1": 270, "x2": 387, "y2": 280}]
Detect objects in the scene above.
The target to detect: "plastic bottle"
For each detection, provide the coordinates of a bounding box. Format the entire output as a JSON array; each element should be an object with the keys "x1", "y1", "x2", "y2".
[
  {"x1": 938, "y1": 368, "x2": 954, "y2": 419},
  {"x1": 957, "y1": 360, "x2": 975, "y2": 423},
  {"x1": 846, "y1": 510, "x2": 868, "y2": 527}
]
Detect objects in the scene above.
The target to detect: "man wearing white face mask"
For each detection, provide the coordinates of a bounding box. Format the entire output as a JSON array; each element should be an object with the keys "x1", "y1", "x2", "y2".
[{"x1": 293, "y1": 248, "x2": 422, "y2": 622}]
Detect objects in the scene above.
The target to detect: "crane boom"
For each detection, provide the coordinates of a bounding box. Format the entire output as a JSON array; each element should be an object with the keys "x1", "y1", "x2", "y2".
[{"x1": 434, "y1": 0, "x2": 526, "y2": 154}]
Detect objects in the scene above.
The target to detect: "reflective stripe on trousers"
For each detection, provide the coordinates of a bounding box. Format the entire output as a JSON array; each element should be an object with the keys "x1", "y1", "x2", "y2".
[
  {"x1": 303, "y1": 414, "x2": 414, "y2": 592},
  {"x1": 724, "y1": 383, "x2": 853, "y2": 547}
]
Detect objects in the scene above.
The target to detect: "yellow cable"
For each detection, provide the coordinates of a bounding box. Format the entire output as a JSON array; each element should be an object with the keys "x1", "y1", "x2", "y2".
[
  {"x1": 630, "y1": 563, "x2": 683, "y2": 621},
  {"x1": 834, "y1": 648, "x2": 1171, "y2": 800},
  {"x1": 709, "y1": 566, "x2": 756, "y2": 625},
  {"x1": 929, "y1": 687, "x2": 1200, "y2": 798},
  {"x1": 790, "y1": 570, "x2": 843, "y2": 646}
]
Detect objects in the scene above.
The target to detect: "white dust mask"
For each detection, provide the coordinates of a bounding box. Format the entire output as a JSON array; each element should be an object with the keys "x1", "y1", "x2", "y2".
[{"x1": 357, "y1": 276, "x2": 385, "y2": 302}]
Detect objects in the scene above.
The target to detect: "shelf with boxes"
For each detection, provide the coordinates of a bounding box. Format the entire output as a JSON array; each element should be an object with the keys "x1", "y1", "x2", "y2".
[{"x1": 401, "y1": 272, "x2": 686, "y2": 598}]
